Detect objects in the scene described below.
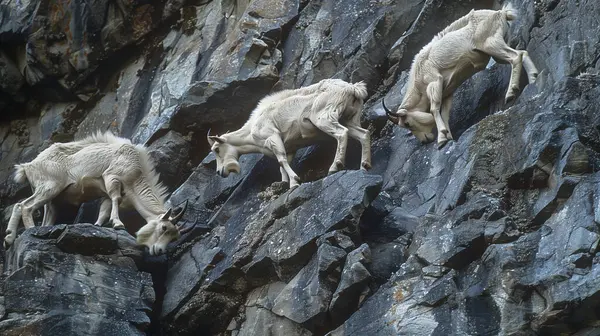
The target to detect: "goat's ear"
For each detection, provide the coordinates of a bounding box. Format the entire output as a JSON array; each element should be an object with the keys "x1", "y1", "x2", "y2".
[{"x1": 161, "y1": 208, "x2": 173, "y2": 220}]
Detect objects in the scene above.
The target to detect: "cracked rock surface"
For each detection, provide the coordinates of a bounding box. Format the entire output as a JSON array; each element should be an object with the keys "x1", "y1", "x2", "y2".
[{"x1": 1, "y1": 0, "x2": 600, "y2": 335}]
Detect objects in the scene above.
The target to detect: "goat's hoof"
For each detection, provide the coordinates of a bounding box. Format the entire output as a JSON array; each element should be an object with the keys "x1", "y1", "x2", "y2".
[
  {"x1": 361, "y1": 162, "x2": 372, "y2": 170},
  {"x1": 505, "y1": 90, "x2": 519, "y2": 105},
  {"x1": 109, "y1": 220, "x2": 125, "y2": 230},
  {"x1": 437, "y1": 139, "x2": 449, "y2": 150},
  {"x1": 332, "y1": 160, "x2": 344, "y2": 171},
  {"x1": 289, "y1": 176, "x2": 301, "y2": 189},
  {"x1": 531, "y1": 75, "x2": 538, "y2": 82},
  {"x1": 113, "y1": 224, "x2": 126, "y2": 230},
  {"x1": 4, "y1": 237, "x2": 14, "y2": 249}
]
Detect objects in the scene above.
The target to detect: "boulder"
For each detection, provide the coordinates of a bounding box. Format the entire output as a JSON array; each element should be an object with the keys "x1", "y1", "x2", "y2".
[{"x1": 0, "y1": 224, "x2": 154, "y2": 336}]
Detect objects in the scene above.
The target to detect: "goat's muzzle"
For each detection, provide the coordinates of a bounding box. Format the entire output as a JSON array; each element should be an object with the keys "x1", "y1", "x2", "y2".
[{"x1": 225, "y1": 162, "x2": 241, "y2": 175}]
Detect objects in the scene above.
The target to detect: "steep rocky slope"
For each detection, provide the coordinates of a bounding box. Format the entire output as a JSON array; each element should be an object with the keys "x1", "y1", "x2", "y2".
[{"x1": 0, "y1": 0, "x2": 599, "y2": 335}]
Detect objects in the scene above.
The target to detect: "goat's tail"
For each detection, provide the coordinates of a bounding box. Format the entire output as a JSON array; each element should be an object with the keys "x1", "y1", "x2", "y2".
[
  {"x1": 352, "y1": 81, "x2": 368, "y2": 101},
  {"x1": 13, "y1": 164, "x2": 28, "y2": 184},
  {"x1": 501, "y1": 2, "x2": 517, "y2": 21}
]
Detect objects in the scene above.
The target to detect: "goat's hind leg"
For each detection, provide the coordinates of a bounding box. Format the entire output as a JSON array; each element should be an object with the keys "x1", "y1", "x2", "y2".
[
  {"x1": 347, "y1": 125, "x2": 371, "y2": 170},
  {"x1": 483, "y1": 37, "x2": 524, "y2": 104},
  {"x1": 523, "y1": 51, "x2": 539, "y2": 83},
  {"x1": 5, "y1": 184, "x2": 64, "y2": 247},
  {"x1": 4, "y1": 203, "x2": 23, "y2": 248},
  {"x1": 21, "y1": 184, "x2": 63, "y2": 229},
  {"x1": 41, "y1": 202, "x2": 57, "y2": 226},
  {"x1": 279, "y1": 153, "x2": 296, "y2": 184}
]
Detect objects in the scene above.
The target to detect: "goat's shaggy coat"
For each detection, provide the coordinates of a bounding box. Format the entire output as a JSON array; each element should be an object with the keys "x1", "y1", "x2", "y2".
[
  {"x1": 5, "y1": 132, "x2": 188, "y2": 255},
  {"x1": 207, "y1": 78, "x2": 371, "y2": 188},
  {"x1": 384, "y1": 3, "x2": 539, "y2": 148}
]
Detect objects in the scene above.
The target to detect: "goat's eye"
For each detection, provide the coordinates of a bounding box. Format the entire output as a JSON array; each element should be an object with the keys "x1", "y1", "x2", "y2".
[
  {"x1": 214, "y1": 147, "x2": 220, "y2": 154},
  {"x1": 405, "y1": 122, "x2": 410, "y2": 128},
  {"x1": 162, "y1": 225, "x2": 167, "y2": 232}
]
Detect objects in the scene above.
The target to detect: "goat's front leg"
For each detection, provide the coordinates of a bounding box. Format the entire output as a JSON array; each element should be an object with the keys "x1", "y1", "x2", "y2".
[
  {"x1": 265, "y1": 135, "x2": 301, "y2": 189},
  {"x1": 103, "y1": 175, "x2": 125, "y2": 230},
  {"x1": 312, "y1": 115, "x2": 349, "y2": 174},
  {"x1": 94, "y1": 198, "x2": 112, "y2": 226},
  {"x1": 437, "y1": 96, "x2": 454, "y2": 147},
  {"x1": 426, "y1": 74, "x2": 448, "y2": 147}
]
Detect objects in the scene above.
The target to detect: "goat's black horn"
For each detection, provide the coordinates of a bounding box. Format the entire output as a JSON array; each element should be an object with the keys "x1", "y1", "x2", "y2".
[
  {"x1": 170, "y1": 200, "x2": 188, "y2": 224},
  {"x1": 382, "y1": 98, "x2": 399, "y2": 117}
]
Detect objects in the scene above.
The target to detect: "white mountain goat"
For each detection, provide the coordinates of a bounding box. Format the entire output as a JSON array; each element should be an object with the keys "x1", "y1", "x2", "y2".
[
  {"x1": 207, "y1": 78, "x2": 371, "y2": 188},
  {"x1": 4, "y1": 132, "x2": 190, "y2": 255},
  {"x1": 383, "y1": 3, "x2": 539, "y2": 148}
]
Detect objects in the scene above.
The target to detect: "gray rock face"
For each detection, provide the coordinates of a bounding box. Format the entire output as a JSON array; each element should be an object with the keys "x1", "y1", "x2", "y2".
[
  {"x1": 2, "y1": 0, "x2": 600, "y2": 335},
  {"x1": 0, "y1": 224, "x2": 154, "y2": 336},
  {"x1": 161, "y1": 170, "x2": 382, "y2": 334}
]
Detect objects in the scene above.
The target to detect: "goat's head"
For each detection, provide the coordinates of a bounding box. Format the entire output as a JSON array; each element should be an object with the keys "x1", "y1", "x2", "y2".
[
  {"x1": 383, "y1": 99, "x2": 436, "y2": 144},
  {"x1": 136, "y1": 201, "x2": 190, "y2": 255},
  {"x1": 207, "y1": 129, "x2": 241, "y2": 177}
]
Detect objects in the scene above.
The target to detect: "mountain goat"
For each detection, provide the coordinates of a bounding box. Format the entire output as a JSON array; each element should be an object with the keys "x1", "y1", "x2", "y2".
[
  {"x1": 4, "y1": 132, "x2": 190, "y2": 255},
  {"x1": 383, "y1": 3, "x2": 539, "y2": 148},
  {"x1": 207, "y1": 78, "x2": 371, "y2": 188}
]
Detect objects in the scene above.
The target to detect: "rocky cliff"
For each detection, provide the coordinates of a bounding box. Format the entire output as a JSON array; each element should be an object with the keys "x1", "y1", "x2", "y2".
[{"x1": 1, "y1": 0, "x2": 599, "y2": 335}]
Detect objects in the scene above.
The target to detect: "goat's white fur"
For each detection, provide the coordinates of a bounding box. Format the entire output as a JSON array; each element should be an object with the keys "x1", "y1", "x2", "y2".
[
  {"x1": 384, "y1": 3, "x2": 539, "y2": 148},
  {"x1": 5, "y1": 132, "x2": 187, "y2": 255},
  {"x1": 208, "y1": 78, "x2": 371, "y2": 188}
]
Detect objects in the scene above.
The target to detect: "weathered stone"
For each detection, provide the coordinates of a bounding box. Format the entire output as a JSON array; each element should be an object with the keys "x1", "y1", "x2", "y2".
[
  {"x1": 329, "y1": 244, "x2": 372, "y2": 325},
  {"x1": 280, "y1": 0, "x2": 425, "y2": 90},
  {"x1": 0, "y1": 51, "x2": 24, "y2": 95},
  {"x1": 367, "y1": 234, "x2": 411, "y2": 283},
  {"x1": 167, "y1": 153, "x2": 264, "y2": 240},
  {"x1": 162, "y1": 169, "x2": 381, "y2": 334},
  {"x1": 2, "y1": 0, "x2": 600, "y2": 335},
  {"x1": 146, "y1": 130, "x2": 191, "y2": 190},
  {"x1": 0, "y1": 224, "x2": 153, "y2": 335},
  {"x1": 235, "y1": 306, "x2": 312, "y2": 336},
  {"x1": 162, "y1": 241, "x2": 224, "y2": 318},
  {"x1": 271, "y1": 243, "x2": 346, "y2": 329}
]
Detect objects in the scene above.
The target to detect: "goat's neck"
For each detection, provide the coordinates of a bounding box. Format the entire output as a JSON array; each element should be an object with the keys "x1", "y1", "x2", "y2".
[
  {"x1": 127, "y1": 181, "x2": 167, "y2": 222},
  {"x1": 223, "y1": 128, "x2": 264, "y2": 154},
  {"x1": 400, "y1": 80, "x2": 422, "y2": 111}
]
